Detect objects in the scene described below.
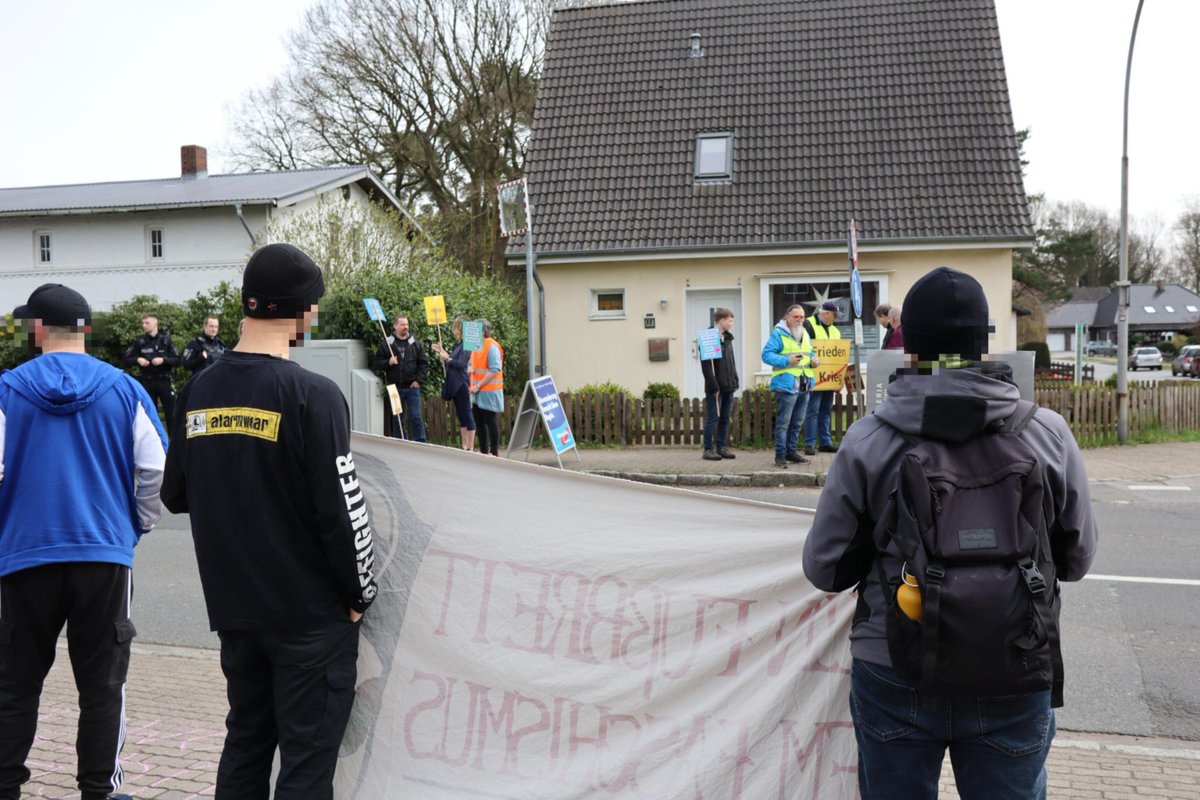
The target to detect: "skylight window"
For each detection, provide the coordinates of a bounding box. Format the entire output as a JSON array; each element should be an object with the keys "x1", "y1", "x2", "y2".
[
  {"x1": 1143, "y1": 306, "x2": 1157, "y2": 313},
  {"x1": 695, "y1": 133, "x2": 733, "y2": 181}
]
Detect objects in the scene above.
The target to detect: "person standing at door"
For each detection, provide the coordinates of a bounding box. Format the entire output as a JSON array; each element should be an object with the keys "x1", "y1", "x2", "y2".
[{"x1": 700, "y1": 307, "x2": 739, "y2": 460}]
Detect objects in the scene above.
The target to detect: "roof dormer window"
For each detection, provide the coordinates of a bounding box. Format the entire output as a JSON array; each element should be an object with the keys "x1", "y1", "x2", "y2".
[{"x1": 694, "y1": 133, "x2": 732, "y2": 182}]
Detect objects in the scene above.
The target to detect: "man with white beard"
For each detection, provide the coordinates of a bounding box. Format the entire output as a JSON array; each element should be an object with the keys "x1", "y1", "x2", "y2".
[{"x1": 760, "y1": 304, "x2": 819, "y2": 468}]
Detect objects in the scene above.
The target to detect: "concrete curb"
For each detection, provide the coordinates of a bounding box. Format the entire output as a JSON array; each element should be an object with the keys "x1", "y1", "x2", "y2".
[{"x1": 581, "y1": 469, "x2": 823, "y2": 487}]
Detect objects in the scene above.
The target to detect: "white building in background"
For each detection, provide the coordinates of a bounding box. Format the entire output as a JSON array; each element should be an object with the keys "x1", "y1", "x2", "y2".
[{"x1": 0, "y1": 145, "x2": 403, "y2": 309}]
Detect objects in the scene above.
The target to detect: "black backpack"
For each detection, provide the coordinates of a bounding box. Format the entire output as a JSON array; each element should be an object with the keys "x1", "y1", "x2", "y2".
[{"x1": 873, "y1": 400, "x2": 1065, "y2": 707}]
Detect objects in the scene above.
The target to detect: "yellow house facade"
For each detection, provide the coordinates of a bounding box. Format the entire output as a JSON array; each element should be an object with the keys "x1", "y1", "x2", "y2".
[{"x1": 535, "y1": 245, "x2": 1018, "y2": 394}]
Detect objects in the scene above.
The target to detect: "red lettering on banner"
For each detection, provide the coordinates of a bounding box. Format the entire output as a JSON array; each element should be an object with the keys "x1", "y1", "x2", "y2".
[
  {"x1": 776, "y1": 719, "x2": 857, "y2": 800},
  {"x1": 766, "y1": 594, "x2": 851, "y2": 676}
]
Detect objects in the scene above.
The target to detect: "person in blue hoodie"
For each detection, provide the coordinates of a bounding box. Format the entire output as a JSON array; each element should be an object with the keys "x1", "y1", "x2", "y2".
[
  {"x1": 0, "y1": 284, "x2": 167, "y2": 800},
  {"x1": 761, "y1": 304, "x2": 820, "y2": 469}
]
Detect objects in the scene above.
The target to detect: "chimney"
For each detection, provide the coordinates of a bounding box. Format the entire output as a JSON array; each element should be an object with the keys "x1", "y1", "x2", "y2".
[
  {"x1": 1156, "y1": 278, "x2": 1166, "y2": 293},
  {"x1": 181, "y1": 145, "x2": 208, "y2": 179}
]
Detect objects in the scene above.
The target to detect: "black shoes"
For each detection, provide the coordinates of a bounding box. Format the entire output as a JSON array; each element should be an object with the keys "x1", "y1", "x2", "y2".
[
  {"x1": 803, "y1": 445, "x2": 817, "y2": 456},
  {"x1": 819, "y1": 444, "x2": 839, "y2": 453},
  {"x1": 785, "y1": 451, "x2": 810, "y2": 464},
  {"x1": 774, "y1": 457, "x2": 789, "y2": 468},
  {"x1": 718, "y1": 447, "x2": 736, "y2": 459},
  {"x1": 702, "y1": 449, "x2": 723, "y2": 461}
]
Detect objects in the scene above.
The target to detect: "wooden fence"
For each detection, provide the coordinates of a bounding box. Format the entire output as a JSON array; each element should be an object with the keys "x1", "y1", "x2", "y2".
[{"x1": 415, "y1": 380, "x2": 1200, "y2": 448}]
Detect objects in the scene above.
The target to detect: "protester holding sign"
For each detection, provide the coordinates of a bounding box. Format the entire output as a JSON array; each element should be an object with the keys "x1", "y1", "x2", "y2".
[
  {"x1": 469, "y1": 319, "x2": 505, "y2": 456},
  {"x1": 803, "y1": 300, "x2": 843, "y2": 454},
  {"x1": 373, "y1": 314, "x2": 429, "y2": 442},
  {"x1": 699, "y1": 307, "x2": 739, "y2": 461},
  {"x1": 431, "y1": 316, "x2": 475, "y2": 451}
]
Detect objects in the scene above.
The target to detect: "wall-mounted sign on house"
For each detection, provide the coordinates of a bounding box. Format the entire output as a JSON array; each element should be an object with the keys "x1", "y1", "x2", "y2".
[{"x1": 511, "y1": 0, "x2": 1033, "y2": 397}]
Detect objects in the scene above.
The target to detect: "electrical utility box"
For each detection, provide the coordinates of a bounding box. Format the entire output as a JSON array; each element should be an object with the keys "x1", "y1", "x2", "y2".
[{"x1": 288, "y1": 339, "x2": 384, "y2": 435}]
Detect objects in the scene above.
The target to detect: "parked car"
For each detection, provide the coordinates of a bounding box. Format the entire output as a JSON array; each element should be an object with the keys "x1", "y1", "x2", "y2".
[
  {"x1": 1130, "y1": 346, "x2": 1164, "y2": 371},
  {"x1": 1172, "y1": 345, "x2": 1200, "y2": 376},
  {"x1": 1086, "y1": 340, "x2": 1118, "y2": 357}
]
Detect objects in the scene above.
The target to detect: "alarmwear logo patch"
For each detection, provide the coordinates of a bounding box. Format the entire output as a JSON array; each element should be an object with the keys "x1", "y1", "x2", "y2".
[{"x1": 186, "y1": 407, "x2": 281, "y2": 442}]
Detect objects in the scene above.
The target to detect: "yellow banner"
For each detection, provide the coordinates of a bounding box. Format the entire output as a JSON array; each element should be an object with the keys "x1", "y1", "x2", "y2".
[
  {"x1": 812, "y1": 339, "x2": 851, "y2": 391},
  {"x1": 423, "y1": 295, "x2": 447, "y2": 326}
]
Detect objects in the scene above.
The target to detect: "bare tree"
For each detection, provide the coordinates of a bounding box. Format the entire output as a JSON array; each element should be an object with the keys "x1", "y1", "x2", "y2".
[
  {"x1": 1174, "y1": 201, "x2": 1200, "y2": 292},
  {"x1": 226, "y1": 0, "x2": 547, "y2": 279}
]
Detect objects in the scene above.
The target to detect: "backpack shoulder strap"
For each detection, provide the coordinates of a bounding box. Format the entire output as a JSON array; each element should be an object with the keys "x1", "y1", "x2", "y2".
[{"x1": 1000, "y1": 399, "x2": 1039, "y2": 436}]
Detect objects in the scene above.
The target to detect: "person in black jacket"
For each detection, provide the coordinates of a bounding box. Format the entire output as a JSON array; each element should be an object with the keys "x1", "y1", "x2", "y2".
[
  {"x1": 181, "y1": 316, "x2": 227, "y2": 375},
  {"x1": 162, "y1": 244, "x2": 376, "y2": 799},
  {"x1": 372, "y1": 314, "x2": 429, "y2": 441},
  {"x1": 431, "y1": 316, "x2": 475, "y2": 451},
  {"x1": 121, "y1": 313, "x2": 180, "y2": 420},
  {"x1": 700, "y1": 307, "x2": 740, "y2": 460}
]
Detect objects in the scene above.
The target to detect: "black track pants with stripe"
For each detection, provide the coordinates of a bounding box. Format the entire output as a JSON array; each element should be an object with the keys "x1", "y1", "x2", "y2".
[{"x1": 0, "y1": 562, "x2": 135, "y2": 800}]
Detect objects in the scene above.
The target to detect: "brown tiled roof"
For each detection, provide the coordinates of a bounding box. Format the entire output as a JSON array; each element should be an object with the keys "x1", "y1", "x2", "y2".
[{"x1": 523, "y1": 0, "x2": 1032, "y2": 255}]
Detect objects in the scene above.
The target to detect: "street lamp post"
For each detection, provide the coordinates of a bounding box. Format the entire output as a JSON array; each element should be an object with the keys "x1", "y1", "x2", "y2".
[{"x1": 1117, "y1": 0, "x2": 1145, "y2": 444}]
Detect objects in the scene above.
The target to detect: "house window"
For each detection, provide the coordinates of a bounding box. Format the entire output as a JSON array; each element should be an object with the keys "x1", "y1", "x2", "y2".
[
  {"x1": 1165, "y1": 305, "x2": 1175, "y2": 313},
  {"x1": 149, "y1": 227, "x2": 164, "y2": 260},
  {"x1": 590, "y1": 288, "x2": 626, "y2": 320},
  {"x1": 36, "y1": 232, "x2": 52, "y2": 264},
  {"x1": 1143, "y1": 306, "x2": 1156, "y2": 313},
  {"x1": 694, "y1": 133, "x2": 733, "y2": 181},
  {"x1": 1188, "y1": 306, "x2": 1199, "y2": 313}
]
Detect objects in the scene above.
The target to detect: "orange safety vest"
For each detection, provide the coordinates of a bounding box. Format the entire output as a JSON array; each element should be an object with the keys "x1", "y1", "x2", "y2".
[{"x1": 470, "y1": 338, "x2": 504, "y2": 392}]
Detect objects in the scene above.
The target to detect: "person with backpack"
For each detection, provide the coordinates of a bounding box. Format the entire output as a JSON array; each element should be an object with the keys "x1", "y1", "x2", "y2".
[{"x1": 802, "y1": 266, "x2": 1097, "y2": 800}]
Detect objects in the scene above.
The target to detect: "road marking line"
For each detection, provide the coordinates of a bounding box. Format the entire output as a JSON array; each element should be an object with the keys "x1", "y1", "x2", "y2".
[
  {"x1": 1127, "y1": 484, "x2": 1191, "y2": 491},
  {"x1": 1084, "y1": 573, "x2": 1200, "y2": 587}
]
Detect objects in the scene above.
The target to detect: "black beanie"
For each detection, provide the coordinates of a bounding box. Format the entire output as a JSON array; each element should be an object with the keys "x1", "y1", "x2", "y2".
[
  {"x1": 901, "y1": 266, "x2": 992, "y2": 361},
  {"x1": 241, "y1": 243, "x2": 325, "y2": 318}
]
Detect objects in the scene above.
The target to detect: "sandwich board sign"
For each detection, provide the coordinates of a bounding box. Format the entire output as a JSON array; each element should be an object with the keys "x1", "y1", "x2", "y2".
[{"x1": 506, "y1": 375, "x2": 580, "y2": 468}]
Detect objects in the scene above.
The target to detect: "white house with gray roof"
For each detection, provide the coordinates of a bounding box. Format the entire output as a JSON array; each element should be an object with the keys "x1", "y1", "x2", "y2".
[{"x1": 0, "y1": 145, "x2": 404, "y2": 310}]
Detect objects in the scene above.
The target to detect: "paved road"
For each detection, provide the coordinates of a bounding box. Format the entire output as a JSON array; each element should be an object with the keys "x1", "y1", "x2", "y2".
[{"x1": 1054, "y1": 351, "x2": 1186, "y2": 384}]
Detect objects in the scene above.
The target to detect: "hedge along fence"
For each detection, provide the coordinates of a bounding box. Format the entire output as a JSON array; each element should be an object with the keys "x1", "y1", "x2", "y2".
[{"x1": 415, "y1": 381, "x2": 1200, "y2": 449}]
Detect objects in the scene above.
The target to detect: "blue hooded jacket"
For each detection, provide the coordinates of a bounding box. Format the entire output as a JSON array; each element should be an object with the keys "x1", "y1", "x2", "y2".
[
  {"x1": 0, "y1": 352, "x2": 167, "y2": 576},
  {"x1": 761, "y1": 321, "x2": 814, "y2": 393}
]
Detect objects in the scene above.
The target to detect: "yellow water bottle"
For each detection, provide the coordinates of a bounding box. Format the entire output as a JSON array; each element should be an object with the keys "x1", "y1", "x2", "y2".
[{"x1": 897, "y1": 564, "x2": 923, "y2": 621}]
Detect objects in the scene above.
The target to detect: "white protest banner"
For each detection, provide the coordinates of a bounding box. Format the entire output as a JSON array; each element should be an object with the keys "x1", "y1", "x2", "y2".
[{"x1": 336, "y1": 435, "x2": 858, "y2": 799}]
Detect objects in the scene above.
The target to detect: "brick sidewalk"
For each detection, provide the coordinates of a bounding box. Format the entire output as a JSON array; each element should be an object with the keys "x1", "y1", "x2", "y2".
[{"x1": 23, "y1": 644, "x2": 1200, "y2": 799}]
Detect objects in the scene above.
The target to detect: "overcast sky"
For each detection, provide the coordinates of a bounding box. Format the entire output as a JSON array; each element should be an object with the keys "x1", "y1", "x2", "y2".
[{"x1": 1, "y1": 1, "x2": 1196, "y2": 232}]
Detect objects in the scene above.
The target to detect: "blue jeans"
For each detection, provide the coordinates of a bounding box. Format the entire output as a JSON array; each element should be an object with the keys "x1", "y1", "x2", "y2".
[
  {"x1": 703, "y1": 390, "x2": 734, "y2": 450},
  {"x1": 390, "y1": 386, "x2": 427, "y2": 442},
  {"x1": 804, "y1": 389, "x2": 835, "y2": 448},
  {"x1": 772, "y1": 390, "x2": 809, "y2": 458},
  {"x1": 850, "y1": 659, "x2": 1054, "y2": 800}
]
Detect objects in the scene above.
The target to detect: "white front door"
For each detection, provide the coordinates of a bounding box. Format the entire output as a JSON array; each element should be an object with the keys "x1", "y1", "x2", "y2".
[{"x1": 685, "y1": 289, "x2": 742, "y2": 398}]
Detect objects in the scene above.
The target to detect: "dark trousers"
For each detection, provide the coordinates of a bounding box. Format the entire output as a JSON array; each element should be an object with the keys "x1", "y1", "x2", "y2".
[
  {"x1": 387, "y1": 386, "x2": 427, "y2": 442},
  {"x1": 215, "y1": 623, "x2": 360, "y2": 800},
  {"x1": 475, "y1": 408, "x2": 500, "y2": 455},
  {"x1": 141, "y1": 376, "x2": 176, "y2": 422},
  {"x1": 703, "y1": 389, "x2": 734, "y2": 450},
  {"x1": 0, "y1": 563, "x2": 135, "y2": 800}
]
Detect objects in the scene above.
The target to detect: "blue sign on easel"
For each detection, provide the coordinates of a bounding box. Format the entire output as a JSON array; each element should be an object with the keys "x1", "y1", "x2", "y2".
[{"x1": 698, "y1": 327, "x2": 723, "y2": 360}]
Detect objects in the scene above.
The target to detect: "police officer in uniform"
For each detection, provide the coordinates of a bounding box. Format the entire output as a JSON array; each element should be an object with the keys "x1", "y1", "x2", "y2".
[
  {"x1": 162, "y1": 244, "x2": 376, "y2": 799},
  {"x1": 181, "y1": 316, "x2": 227, "y2": 375},
  {"x1": 122, "y1": 313, "x2": 180, "y2": 419}
]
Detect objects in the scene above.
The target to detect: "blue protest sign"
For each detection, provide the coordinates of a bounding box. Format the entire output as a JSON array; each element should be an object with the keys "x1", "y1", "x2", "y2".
[
  {"x1": 363, "y1": 297, "x2": 386, "y2": 322},
  {"x1": 698, "y1": 327, "x2": 723, "y2": 360},
  {"x1": 533, "y1": 376, "x2": 576, "y2": 454},
  {"x1": 462, "y1": 320, "x2": 484, "y2": 352}
]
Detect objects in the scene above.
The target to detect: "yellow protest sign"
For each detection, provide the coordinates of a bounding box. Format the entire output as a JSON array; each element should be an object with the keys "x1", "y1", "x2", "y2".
[
  {"x1": 811, "y1": 339, "x2": 851, "y2": 391},
  {"x1": 386, "y1": 384, "x2": 403, "y2": 416},
  {"x1": 424, "y1": 295, "x2": 447, "y2": 326}
]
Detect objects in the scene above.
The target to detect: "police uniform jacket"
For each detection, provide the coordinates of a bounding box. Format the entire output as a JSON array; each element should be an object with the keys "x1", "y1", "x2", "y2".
[
  {"x1": 182, "y1": 334, "x2": 227, "y2": 374},
  {"x1": 122, "y1": 332, "x2": 181, "y2": 380}
]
